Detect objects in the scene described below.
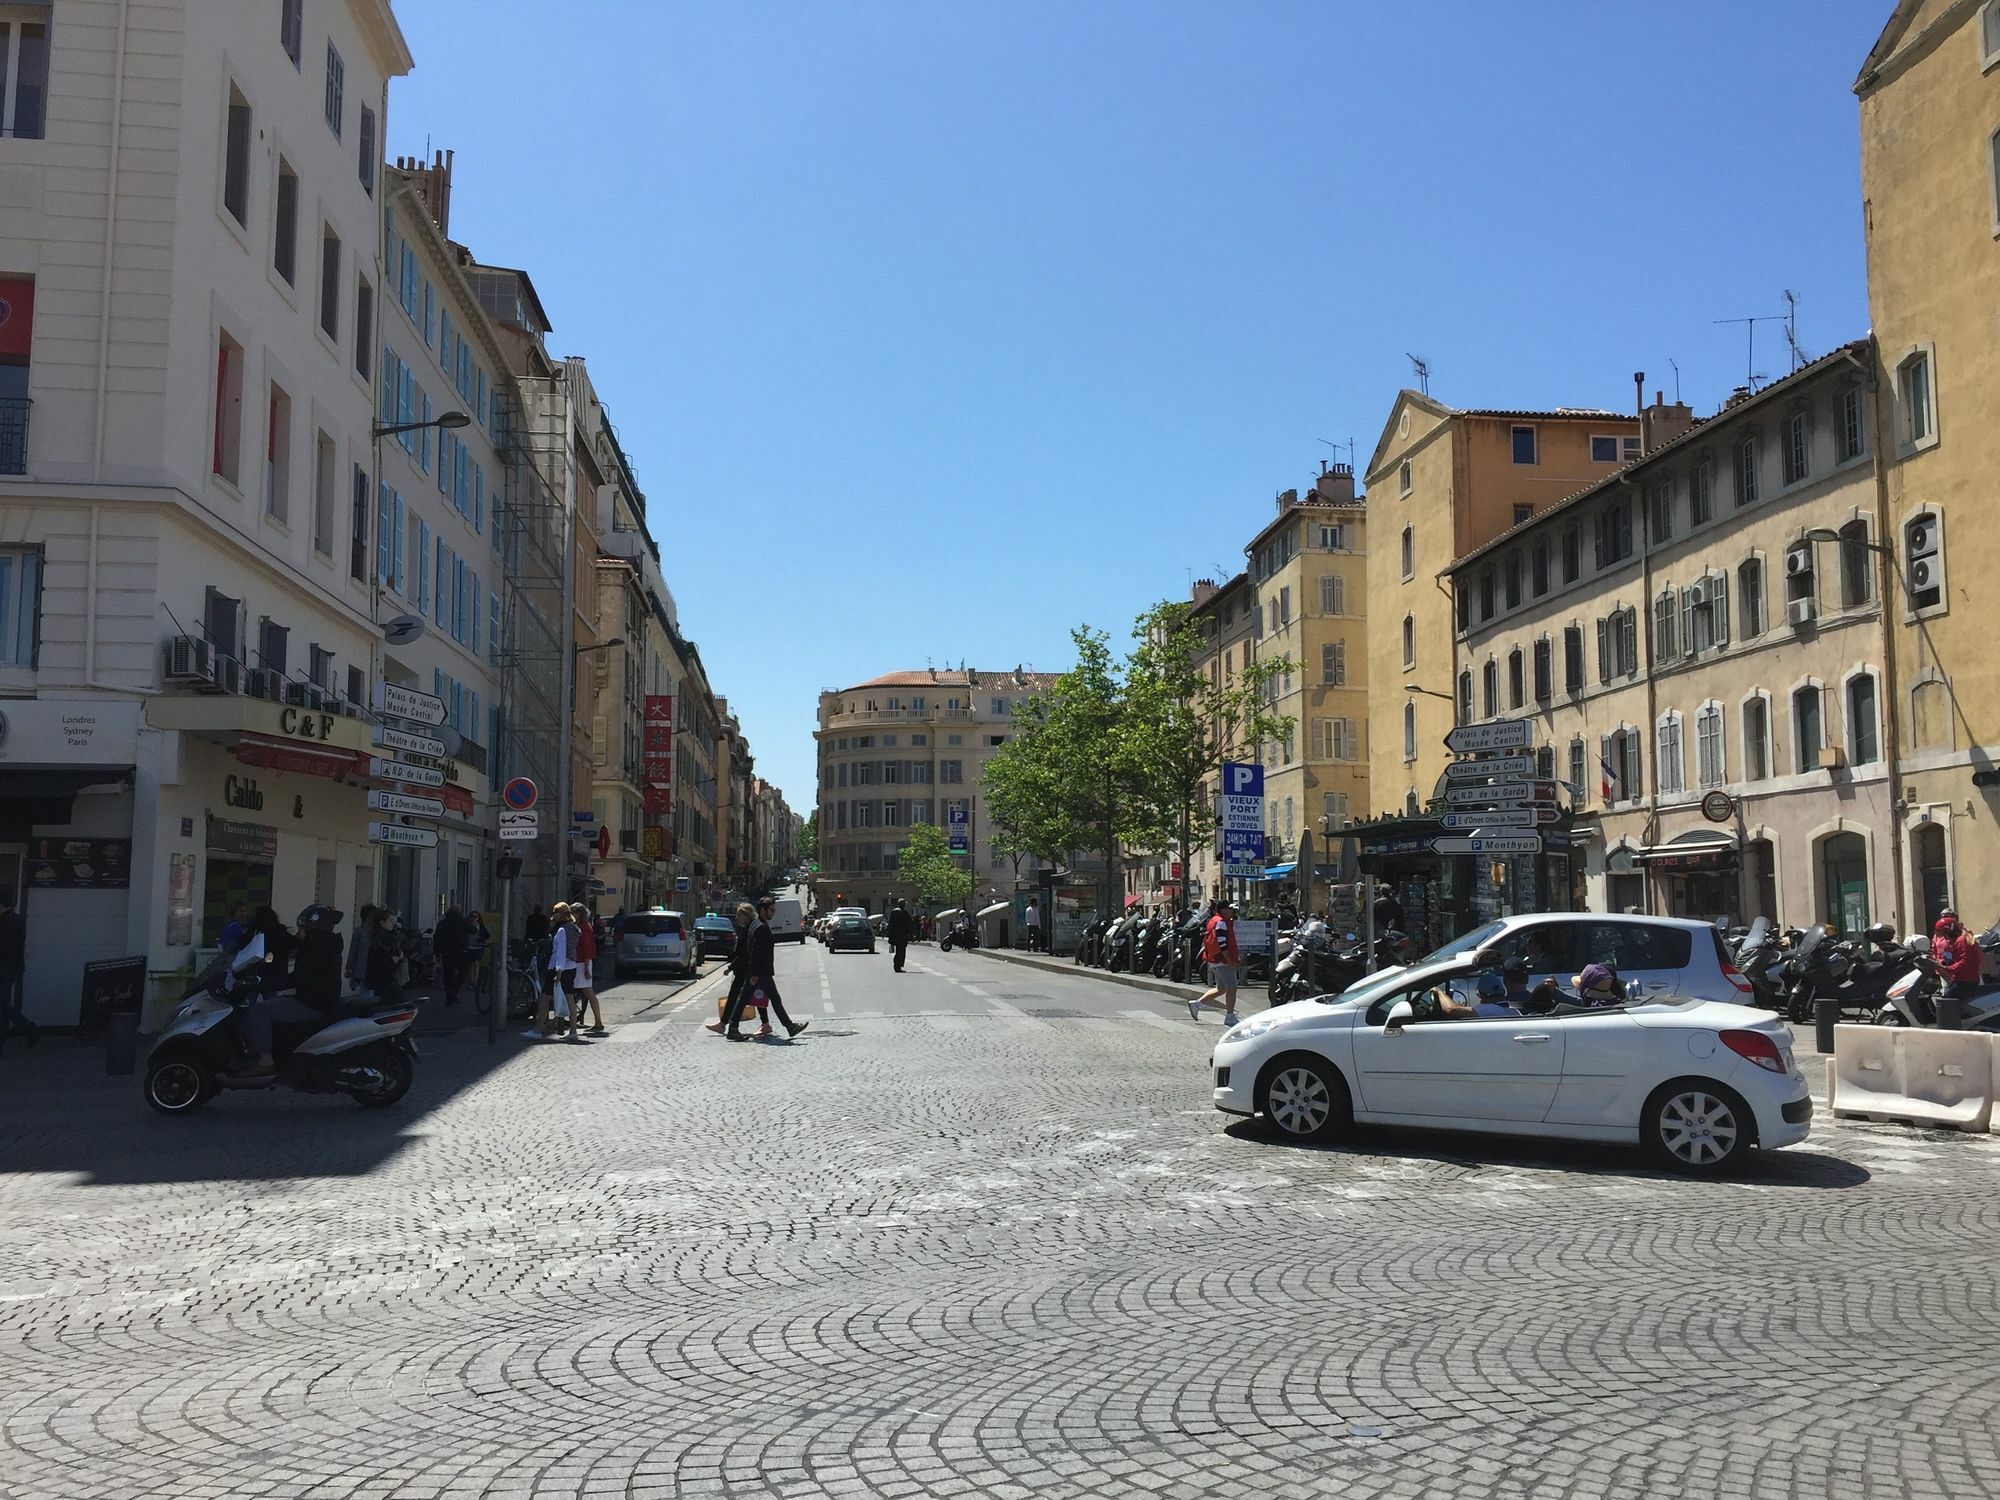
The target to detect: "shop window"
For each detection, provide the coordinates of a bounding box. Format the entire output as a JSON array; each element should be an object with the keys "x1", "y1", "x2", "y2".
[{"x1": 0, "y1": 547, "x2": 40, "y2": 669}]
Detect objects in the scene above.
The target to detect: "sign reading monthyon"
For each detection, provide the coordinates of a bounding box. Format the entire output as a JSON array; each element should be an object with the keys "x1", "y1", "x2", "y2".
[
  {"x1": 1443, "y1": 753, "x2": 1537, "y2": 780},
  {"x1": 1443, "y1": 719, "x2": 1534, "y2": 754},
  {"x1": 367, "y1": 789, "x2": 445, "y2": 818},
  {"x1": 370, "y1": 756, "x2": 447, "y2": 788},
  {"x1": 372, "y1": 681, "x2": 447, "y2": 728},
  {"x1": 372, "y1": 722, "x2": 447, "y2": 758},
  {"x1": 369, "y1": 821, "x2": 440, "y2": 849},
  {"x1": 1431, "y1": 833, "x2": 1544, "y2": 856}
]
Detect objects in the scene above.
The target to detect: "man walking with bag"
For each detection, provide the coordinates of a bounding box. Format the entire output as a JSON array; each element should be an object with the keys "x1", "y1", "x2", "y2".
[
  {"x1": 886, "y1": 899, "x2": 913, "y2": 973},
  {"x1": 1189, "y1": 897, "x2": 1241, "y2": 1029},
  {"x1": 712, "y1": 896, "x2": 807, "y2": 1041}
]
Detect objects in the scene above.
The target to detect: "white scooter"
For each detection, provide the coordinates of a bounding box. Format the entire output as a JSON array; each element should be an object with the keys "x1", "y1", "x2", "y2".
[
  {"x1": 143, "y1": 935, "x2": 420, "y2": 1115},
  {"x1": 1876, "y1": 920, "x2": 2000, "y2": 1029}
]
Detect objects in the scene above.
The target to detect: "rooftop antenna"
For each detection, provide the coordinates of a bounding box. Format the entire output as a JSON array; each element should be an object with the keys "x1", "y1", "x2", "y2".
[
  {"x1": 1668, "y1": 358, "x2": 1682, "y2": 404},
  {"x1": 1406, "y1": 353, "x2": 1431, "y2": 396},
  {"x1": 1714, "y1": 313, "x2": 1782, "y2": 391},
  {"x1": 1782, "y1": 289, "x2": 1810, "y2": 372}
]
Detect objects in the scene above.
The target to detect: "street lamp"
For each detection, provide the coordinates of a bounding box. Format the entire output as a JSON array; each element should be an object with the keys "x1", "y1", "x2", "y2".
[
  {"x1": 1403, "y1": 680, "x2": 1453, "y2": 702},
  {"x1": 1801, "y1": 525, "x2": 1893, "y2": 556},
  {"x1": 373, "y1": 409, "x2": 472, "y2": 439},
  {"x1": 574, "y1": 637, "x2": 625, "y2": 657}
]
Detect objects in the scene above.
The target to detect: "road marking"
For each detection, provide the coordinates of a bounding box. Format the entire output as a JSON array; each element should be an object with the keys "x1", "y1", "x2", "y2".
[
  {"x1": 603, "y1": 1021, "x2": 667, "y2": 1045},
  {"x1": 1120, "y1": 1008, "x2": 1191, "y2": 1032},
  {"x1": 821, "y1": 1001, "x2": 836, "y2": 1013}
]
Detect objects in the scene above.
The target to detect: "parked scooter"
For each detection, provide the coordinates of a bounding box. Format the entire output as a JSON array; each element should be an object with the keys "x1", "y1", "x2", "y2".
[
  {"x1": 937, "y1": 914, "x2": 980, "y2": 952},
  {"x1": 1165, "y1": 907, "x2": 1205, "y2": 983},
  {"x1": 1131, "y1": 909, "x2": 1165, "y2": 976},
  {"x1": 1877, "y1": 918, "x2": 2000, "y2": 1028},
  {"x1": 142, "y1": 931, "x2": 419, "y2": 1115},
  {"x1": 1104, "y1": 910, "x2": 1141, "y2": 972},
  {"x1": 1074, "y1": 915, "x2": 1111, "y2": 967}
]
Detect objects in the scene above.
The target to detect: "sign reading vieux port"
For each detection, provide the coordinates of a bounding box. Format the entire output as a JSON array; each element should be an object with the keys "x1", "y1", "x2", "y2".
[
  {"x1": 372, "y1": 681, "x2": 447, "y2": 728},
  {"x1": 946, "y1": 804, "x2": 969, "y2": 854},
  {"x1": 1443, "y1": 719, "x2": 1534, "y2": 755}
]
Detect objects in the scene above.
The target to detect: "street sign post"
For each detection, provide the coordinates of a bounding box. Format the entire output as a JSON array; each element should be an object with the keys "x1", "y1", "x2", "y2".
[
  {"x1": 1221, "y1": 827, "x2": 1265, "y2": 879},
  {"x1": 1440, "y1": 808, "x2": 1543, "y2": 830},
  {"x1": 946, "y1": 804, "x2": 969, "y2": 855},
  {"x1": 369, "y1": 821, "x2": 440, "y2": 849},
  {"x1": 502, "y1": 776, "x2": 539, "y2": 811},
  {"x1": 372, "y1": 681, "x2": 448, "y2": 728},
  {"x1": 369, "y1": 756, "x2": 447, "y2": 788},
  {"x1": 499, "y1": 810, "x2": 539, "y2": 841},
  {"x1": 367, "y1": 789, "x2": 445, "y2": 818},
  {"x1": 1443, "y1": 753, "x2": 1537, "y2": 780},
  {"x1": 1431, "y1": 833, "x2": 1544, "y2": 856},
  {"x1": 371, "y1": 723, "x2": 448, "y2": 758},
  {"x1": 1219, "y1": 761, "x2": 1264, "y2": 833},
  {"x1": 1443, "y1": 720, "x2": 1534, "y2": 754}
]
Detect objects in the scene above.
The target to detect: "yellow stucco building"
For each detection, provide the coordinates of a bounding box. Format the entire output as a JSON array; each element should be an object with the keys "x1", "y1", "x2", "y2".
[{"x1": 1857, "y1": 0, "x2": 2000, "y2": 922}]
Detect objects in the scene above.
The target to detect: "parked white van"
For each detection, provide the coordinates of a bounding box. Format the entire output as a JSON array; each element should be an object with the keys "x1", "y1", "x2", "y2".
[{"x1": 765, "y1": 896, "x2": 807, "y2": 943}]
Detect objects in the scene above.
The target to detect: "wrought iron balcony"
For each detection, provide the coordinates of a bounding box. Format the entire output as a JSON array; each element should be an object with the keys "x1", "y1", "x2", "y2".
[{"x1": 0, "y1": 397, "x2": 28, "y2": 475}]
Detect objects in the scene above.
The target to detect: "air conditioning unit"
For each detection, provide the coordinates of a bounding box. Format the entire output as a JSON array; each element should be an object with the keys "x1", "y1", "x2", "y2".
[
  {"x1": 1819, "y1": 747, "x2": 1845, "y2": 772},
  {"x1": 1787, "y1": 597, "x2": 1817, "y2": 628},
  {"x1": 245, "y1": 667, "x2": 282, "y2": 701},
  {"x1": 1785, "y1": 545, "x2": 1814, "y2": 578},
  {"x1": 1910, "y1": 555, "x2": 1941, "y2": 593},
  {"x1": 165, "y1": 635, "x2": 216, "y2": 684},
  {"x1": 1906, "y1": 516, "x2": 1937, "y2": 556},
  {"x1": 281, "y1": 679, "x2": 311, "y2": 707},
  {"x1": 214, "y1": 656, "x2": 245, "y2": 695}
]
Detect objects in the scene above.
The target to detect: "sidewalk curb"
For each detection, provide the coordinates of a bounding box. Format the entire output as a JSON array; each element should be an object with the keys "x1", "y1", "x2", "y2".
[{"x1": 966, "y1": 945, "x2": 1209, "y2": 1004}]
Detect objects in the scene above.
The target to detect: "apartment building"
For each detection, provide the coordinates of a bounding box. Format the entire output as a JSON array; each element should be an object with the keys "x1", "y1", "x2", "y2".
[
  {"x1": 813, "y1": 668, "x2": 1056, "y2": 913},
  {"x1": 1242, "y1": 466, "x2": 1370, "y2": 895},
  {"x1": 1856, "y1": 0, "x2": 2000, "y2": 924},
  {"x1": 1363, "y1": 395, "x2": 1645, "y2": 818},
  {"x1": 0, "y1": 1, "x2": 412, "y2": 1023},
  {"x1": 1446, "y1": 345, "x2": 1894, "y2": 933}
]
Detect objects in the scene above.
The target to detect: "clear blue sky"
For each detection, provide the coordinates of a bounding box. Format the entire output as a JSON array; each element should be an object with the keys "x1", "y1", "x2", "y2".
[{"x1": 389, "y1": 0, "x2": 1888, "y2": 809}]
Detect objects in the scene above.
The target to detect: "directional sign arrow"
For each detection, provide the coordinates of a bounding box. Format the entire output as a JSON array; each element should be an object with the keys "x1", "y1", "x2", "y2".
[
  {"x1": 1431, "y1": 833, "x2": 1544, "y2": 855},
  {"x1": 1443, "y1": 753, "x2": 1537, "y2": 780},
  {"x1": 1443, "y1": 720, "x2": 1534, "y2": 754},
  {"x1": 372, "y1": 723, "x2": 447, "y2": 758},
  {"x1": 370, "y1": 756, "x2": 447, "y2": 788},
  {"x1": 372, "y1": 681, "x2": 448, "y2": 728},
  {"x1": 1443, "y1": 781, "x2": 1537, "y2": 805},
  {"x1": 367, "y1": 789, "x2": 445, "y2": 818},
  {"x1": 1440, "y1": 808, "x2": 1541, "y2": 830},
  {"x1": 369, "y1": 821, "x2": 440, "y2": 849}
]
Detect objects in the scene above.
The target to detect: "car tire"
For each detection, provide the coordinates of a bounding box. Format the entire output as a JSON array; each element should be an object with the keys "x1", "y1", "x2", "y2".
[
  {"x1": 1643, "y1": 1078, "x2": 1754, "y2": 1175},
  {"x1": 1256, "y1": 1052, "x2": 1351, "y2": 1143}
]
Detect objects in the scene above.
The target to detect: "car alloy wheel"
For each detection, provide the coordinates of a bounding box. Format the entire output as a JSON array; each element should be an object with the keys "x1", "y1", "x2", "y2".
[
  {"x1": 1650, "y1": 1084, "x2": 1745, "y2": 1172},
  {"x1": 1260, "y1": 1055, "x2": 1348, "y2": 1142}
]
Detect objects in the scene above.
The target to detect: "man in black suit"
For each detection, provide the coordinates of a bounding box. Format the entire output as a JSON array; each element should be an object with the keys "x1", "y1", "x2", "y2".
[
  {"x1": 886, "y1": 899, "x2": 913, "y2": 972},
  {"x1": 717, "y1": 896, "x2": 808, "y2": 1041}
]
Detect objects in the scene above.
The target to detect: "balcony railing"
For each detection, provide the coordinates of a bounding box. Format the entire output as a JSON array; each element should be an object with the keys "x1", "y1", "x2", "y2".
[{"x1": 0, "y1": 397, "x2": 28, "y2": 475}]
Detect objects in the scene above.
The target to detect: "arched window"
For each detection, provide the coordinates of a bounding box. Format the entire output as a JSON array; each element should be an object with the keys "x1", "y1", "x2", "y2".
[
  {"x1": 1457, "y1": 669, "x2": 1473, "y2": 725},
  {"x1": 1482, "y1": 659, "x2": 1499, "y2": 718},
  {"x1": 1846, "y1": 672, "x2": 1880, "y2": 765},
  {"x1": 1838, "y1": 520, "x2": 1874, "y2": 609},
  {"x1": 1507, "y1": 647, "x2": 1524, "y2": 709},
  {"x1": 1911, "y1": 673, "x2": 1952, "y2": 752},
  {"x1": 1401, "y1": 613, "x2": 1415, "y2": 670},
  {"x1": 1792, "y1": 683, "x2": 1824, "y2": 774},
  {"x1": 1695, "y1": 702, "x2": 1725, "y2": 789},
  {"x1": 1738, "y1": 556, "x2": 1765, "y2": 637},
  {"x1": 1656, "y1": 711, "x2": 1686, "y2": 796}
]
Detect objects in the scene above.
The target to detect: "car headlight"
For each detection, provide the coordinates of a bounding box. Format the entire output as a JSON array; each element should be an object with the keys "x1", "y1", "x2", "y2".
[{"x1": 1224, "y1": 1015, "x2": 1285, "y2": 1042}]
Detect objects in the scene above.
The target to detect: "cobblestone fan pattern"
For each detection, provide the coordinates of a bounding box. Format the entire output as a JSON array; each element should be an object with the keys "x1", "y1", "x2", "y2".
[{"x1": 5, "y1": 947, "x2": 2000, "y2": 1498}]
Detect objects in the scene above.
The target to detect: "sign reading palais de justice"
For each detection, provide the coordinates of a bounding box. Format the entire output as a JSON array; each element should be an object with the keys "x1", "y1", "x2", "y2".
[
  {"x1": 1443, "y1": 719, "x2": 1534, "y2": 754},
  {"x1": 372, "y1": 681, "x2": 447, "y2": 728}
]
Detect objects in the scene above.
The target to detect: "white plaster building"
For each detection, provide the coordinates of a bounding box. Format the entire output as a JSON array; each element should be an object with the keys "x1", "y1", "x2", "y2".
[{"x1": 0, "y1": 0, "x2": 412, "y2": 1025}]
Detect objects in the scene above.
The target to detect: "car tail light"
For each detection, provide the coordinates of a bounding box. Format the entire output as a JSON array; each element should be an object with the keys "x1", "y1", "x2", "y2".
[
  {"x1": 1720, "y1": 1028, "x2": 1785, "y2": 1073},
  {"x1": 1721, "y1": 960, "x2": 1754, "y2": 996}
]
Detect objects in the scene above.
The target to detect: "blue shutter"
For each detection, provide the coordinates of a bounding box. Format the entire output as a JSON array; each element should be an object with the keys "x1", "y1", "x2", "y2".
[
  {"x1": 419, "y1": 392, "x2": 431, "y2": 471},
  {"x1": 434, "y1": 542, "x2": 448, "y2": 628},
  {"x1": 391, "y1": 490, "x2": 406, "y2": 594},
  {"x1": 376, "y1": 481, "x2": 392, "y2": 585},
  {"x1": 422, "y1": 281, "x2": 434, "y2": 347},
  {"x1": 476, "y1": 370, "x2": 488, "y2": 426},
  {"x1": 470, "y1": 571, "x2": 481, "y2": 654},
  {"x1": 473, "y1": 462, "x2": 483, "y2": 534},
  {"x1": 469, "y1": 690, "x2": 479, "y2": 742},
  {"x1": 379, "y1": 347, "x2": 394, "y2": 424},
  {"x1": 489, "y1": 590, "x2": 500, "y2": 665},
  {"x1": 417, "y1": 520, "x2": 430, "y2": 612},
  {"x1": 455, "y1": 442, "x2": 469, "y2": 513}
]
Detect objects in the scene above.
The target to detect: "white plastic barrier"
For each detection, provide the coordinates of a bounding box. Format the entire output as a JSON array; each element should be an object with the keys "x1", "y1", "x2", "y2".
[{"x1": 1828, "y1": 1022, "x2": 1994, "y2": 1131}]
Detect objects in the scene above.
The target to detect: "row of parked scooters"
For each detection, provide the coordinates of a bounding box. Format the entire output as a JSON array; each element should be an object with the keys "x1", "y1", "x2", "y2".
[
  {"x1": 1072, "y1": 905, "x2": 1417, "y2": 995},
  {"x1": 1074, "y1": 907, "x2": 1218, "y2": 982},
  {"x1": 1727, "y1": 914, "x2": 2000, "y2": 1029}
]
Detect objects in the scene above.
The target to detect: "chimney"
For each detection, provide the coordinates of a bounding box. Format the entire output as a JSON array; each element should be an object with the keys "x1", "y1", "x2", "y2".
[
  {"x1": 1191, "y1": 577, "x2": 1219, "y2": 607},
  {"x1": 1312, "y1": 463, "x2": 1356, "y2": 503},
  {"x1": 406, "y1": 149, "x2": 454, "y2": 235},
  {"x1": 1277, "y1": 488, "x2": 1299, "y2": 515},
  {"x1": 1642, "y1": 390, "x2": 1696, "y2": 452}
]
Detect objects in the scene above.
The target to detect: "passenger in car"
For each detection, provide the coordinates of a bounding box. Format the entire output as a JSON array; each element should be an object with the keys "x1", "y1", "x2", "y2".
[{"x1": 1573, "y1": 963, "x2": 1625, "y2": 1008}]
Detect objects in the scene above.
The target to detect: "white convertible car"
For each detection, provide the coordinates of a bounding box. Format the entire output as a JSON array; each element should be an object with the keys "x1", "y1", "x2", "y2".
[{"x1": 1211, "y1": 945, "x2": 1812, "y2": 1175}]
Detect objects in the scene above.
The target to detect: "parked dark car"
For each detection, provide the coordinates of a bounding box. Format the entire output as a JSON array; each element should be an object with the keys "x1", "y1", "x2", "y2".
[
  {"x1": 693, "y1": 913, "x2": 739, "y2": 960},
  {"x1": 827, "y1": 914, "x2": 877, "y2": 954}
]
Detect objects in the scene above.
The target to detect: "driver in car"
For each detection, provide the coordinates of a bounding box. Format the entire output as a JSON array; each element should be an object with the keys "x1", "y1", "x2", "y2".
[{"x1": 1438, "y1": 972, "x2": 1523, "y2": 1018}]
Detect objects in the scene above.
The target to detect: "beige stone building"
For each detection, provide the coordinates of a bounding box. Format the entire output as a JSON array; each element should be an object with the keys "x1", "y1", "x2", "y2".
[
  {"x1": 1364, "y1": 396, "x2": 1646, "y2": 819},
  {"x1": 813, "y1": 669, "x2": 1055, "y2": 915},
  {"x1": 1856, "y1": 0, "x2": 2000, "y2": 925},
  {"x1": 1446, "y1": 343, "x2": 1896, "y2": 935}
]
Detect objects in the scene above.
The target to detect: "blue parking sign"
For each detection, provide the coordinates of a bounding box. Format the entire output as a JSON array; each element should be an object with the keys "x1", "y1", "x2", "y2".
[{"x1": 1222, "y1": 762, "x2": 1264, "y2": 798}]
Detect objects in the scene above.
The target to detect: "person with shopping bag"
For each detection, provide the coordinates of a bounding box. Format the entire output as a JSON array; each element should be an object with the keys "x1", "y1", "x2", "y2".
[{"x1": 525, "y1": 901, "x2": 581, "y2": 1041}]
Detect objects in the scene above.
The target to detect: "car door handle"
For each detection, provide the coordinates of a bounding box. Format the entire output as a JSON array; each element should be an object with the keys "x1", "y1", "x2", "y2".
[{"x1": 1511, "y1": 1033, "x2": 1553, "y2": 1044}]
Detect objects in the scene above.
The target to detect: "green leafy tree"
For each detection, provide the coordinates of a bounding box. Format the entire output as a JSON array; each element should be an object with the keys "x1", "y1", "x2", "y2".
[
  {"x1": 897, "y1": 821, "x2": 973, "y2": 909},
  {"x1": 798, "y1": 810, "x2": 818, "y2": 863},
  {"x1": 1120, "y1": 600, "x2": 1292, "y2": 904}
]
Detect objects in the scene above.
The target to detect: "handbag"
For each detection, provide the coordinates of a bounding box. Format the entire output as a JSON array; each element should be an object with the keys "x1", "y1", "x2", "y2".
[{"x1": 551, "y1": 976, "x2": 571, "y2": 1020}]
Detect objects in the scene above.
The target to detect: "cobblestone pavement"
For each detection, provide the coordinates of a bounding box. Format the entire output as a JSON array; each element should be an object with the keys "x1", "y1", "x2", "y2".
[{"x1": 5, "y1": 941, "x2": 2000, "y2": 1499}]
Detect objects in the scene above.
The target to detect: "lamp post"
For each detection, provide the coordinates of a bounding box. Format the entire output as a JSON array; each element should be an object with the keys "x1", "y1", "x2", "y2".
[{"x1": 373, "y1": 409, "x2": 471, "y2": 439}]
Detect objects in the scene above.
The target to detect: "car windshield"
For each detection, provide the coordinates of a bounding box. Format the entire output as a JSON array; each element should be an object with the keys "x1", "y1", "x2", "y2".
[
  {"x1": 1415, "y1": 919, "x2": 1508, "y2": 965},
  {"x1": 1314, "y1": 952, "x2": 1476, "y2": 1010},
  {"x1": 621, "y1": 915, "x2": 681, "y2": 937},
  {"x1": 696, "y1": 916, "x2": 733, "y2": 931}
]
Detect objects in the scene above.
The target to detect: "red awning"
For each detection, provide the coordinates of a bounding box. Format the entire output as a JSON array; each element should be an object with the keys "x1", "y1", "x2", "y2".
[
  {"x1": 1125, "y1": 894, "x2": 1142, "y2": 908},
  {"x1": 234, "y1": 734, "x2": 367, "y2": 780}
]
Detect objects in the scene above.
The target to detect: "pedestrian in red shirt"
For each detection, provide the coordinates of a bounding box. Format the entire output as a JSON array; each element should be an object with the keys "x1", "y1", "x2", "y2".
[
  {"x1": 572, "y1": 904, "x2": 606, "y2": 1037},
  {"x1": 1933, "y1": 910, "x2": 1986, "y2": 998},
  {"x1": 1189, "y1": 898, "x2": 1241, "y2": 1029}
]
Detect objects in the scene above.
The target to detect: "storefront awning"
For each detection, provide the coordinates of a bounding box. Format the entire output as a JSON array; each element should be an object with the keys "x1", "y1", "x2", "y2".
[
  {"x1": 234, "y1": 734, "x2": 366, "y2": 780},
  {"x1": 1633, "y1": 831, "x2": 1740, "y2": 868},
  {"x1": 1262, "y1": 862, "x2": 1297, "y2": 879}
]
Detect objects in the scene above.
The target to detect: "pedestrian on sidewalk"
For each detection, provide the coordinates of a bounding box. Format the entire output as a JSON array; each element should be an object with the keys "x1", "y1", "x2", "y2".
[
  {"x1": 346, "y1": 903, "x2": 379, "y2": 1000},
  {"x1": 525, "y1": 902, "x2": 578, "y2": 1041},
  {"x1": 572, "y1": 904, "x2": 606, "y2": 1037},
  {"x1": 706, "y1": 902, "x2": 755, "y2": 1035},
  {"x1": 218, "y1": 902, "x2": 251, "y2": 955},
  {"x1": 1189, "y1": 897, "x2": 1242, "y2": 1029},
  {"x1": 1024, "y1": 900, "x2": 1042, "y2": 952},
  {"x1": 887, "y1": 899, "x2": 913, "y2": 972},
  {"x1": 713, "y1": 896, "x2": 807, "y2": 1041},
  {"x1": 0, "y1": 889, "x2": 37, "y2": 1054},
  {"x1": 432, "y1": 902, "x2": 470, "y2": 1007}
]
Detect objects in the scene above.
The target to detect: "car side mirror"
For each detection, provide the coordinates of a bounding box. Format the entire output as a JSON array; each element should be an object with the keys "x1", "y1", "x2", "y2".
[{"x1": 1384, "y1": 998, "x2": 1415, "y2": 1032}]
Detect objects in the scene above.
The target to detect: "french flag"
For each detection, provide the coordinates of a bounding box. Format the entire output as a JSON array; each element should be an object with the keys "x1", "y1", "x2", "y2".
[{"x1": 1600, "y1": 753, "x2": 1617, "y2": 803}]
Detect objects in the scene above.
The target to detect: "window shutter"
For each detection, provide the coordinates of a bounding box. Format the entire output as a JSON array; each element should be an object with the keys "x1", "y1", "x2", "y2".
[
  {"x1": 1599, "y1": 733, "x2": 1612, "y2": 800},
  {"x1": 1621, "y1": 609, "x2": 1637, "y2": 676},
  {"x1": 1597, "y1": 618, "x2": 1610, "y2": 684},
  {"x1": 1711, "y1": 574, "x2": 1729, "y2": 645}
]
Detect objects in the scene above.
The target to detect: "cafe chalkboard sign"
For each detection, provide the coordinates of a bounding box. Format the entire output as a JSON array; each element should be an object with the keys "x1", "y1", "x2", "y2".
[{"x1": 79, "y1": 955, "x2": 147, "y2": 1027}]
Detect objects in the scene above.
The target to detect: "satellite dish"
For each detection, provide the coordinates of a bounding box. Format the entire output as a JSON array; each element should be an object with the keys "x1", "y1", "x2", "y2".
[{"x1": 383, "y1": 614, "x2": 427, "y2": 647}]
